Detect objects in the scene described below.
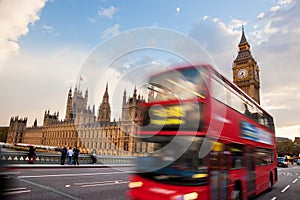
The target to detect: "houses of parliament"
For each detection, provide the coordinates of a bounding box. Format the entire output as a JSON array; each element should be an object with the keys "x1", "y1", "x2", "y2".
[
  {"x1": 6, "y1": 27, "x2": 261, "y2": 155},
  {"x1": 6, "y1": 83, "x2": 148, "y2": 156}
]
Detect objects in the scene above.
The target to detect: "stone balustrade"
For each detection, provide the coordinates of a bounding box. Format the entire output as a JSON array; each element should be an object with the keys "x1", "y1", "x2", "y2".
[{"x1": 0, "y1": 152, "x2": 136, "y2": 166}]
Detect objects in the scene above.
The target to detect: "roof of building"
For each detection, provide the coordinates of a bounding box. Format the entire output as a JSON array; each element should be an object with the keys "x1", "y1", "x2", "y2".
[{"x1": 239, "y1": 26, "x2": 248, "y2": 45}]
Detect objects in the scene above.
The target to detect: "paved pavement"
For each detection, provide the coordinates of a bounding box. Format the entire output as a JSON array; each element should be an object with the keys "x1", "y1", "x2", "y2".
[{"x1": 3, "y1": 163, "x2": 134, "y2": 169}]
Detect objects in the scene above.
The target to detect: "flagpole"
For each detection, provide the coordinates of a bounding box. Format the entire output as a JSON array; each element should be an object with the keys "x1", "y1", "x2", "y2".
[
  {"x1": 79, "y1": 76, "x2": 81, "y2": 91},
  {"x1": 79, "y1": 76, "x2": 83, "y2": 91}
]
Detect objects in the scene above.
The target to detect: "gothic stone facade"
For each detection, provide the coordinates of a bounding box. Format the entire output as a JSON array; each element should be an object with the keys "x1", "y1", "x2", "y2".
[{"x1": 7, "y1": 84, "x2": 152, "y2": 156}]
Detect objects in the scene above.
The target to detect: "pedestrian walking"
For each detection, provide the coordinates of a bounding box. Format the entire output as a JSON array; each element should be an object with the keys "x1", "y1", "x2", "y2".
[
  {"x1": 91, "y1": 150, "x2": 97, "y2": 164},
  {"x1": 60, "y1": 146, "x2": 67, "y2": 165},
  {"x1": 28, "y1": 146, "x2": 36, "y2": 164},
  {"x1": 67, "y1": 147, "x2": 73, "y2": 165},
  {"x1": 73, "y1": 146, "x2": 80, "y2": 165}
]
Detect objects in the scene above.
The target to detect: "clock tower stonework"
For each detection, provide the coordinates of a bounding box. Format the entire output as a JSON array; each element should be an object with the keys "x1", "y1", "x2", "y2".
[{"x1": 233, "y1": 27, "x2": 260, "y2": 104}]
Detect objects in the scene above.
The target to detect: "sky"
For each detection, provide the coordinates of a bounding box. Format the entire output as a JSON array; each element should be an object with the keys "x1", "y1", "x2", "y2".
[{"x1": 0, "y1": 0, "x2": 299, "y2": 140}]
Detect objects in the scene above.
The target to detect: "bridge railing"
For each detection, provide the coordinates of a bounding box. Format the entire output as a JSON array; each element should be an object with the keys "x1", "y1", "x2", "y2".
[{"x1": 0, "y1": 152, "x2": 136, "y2": 165}]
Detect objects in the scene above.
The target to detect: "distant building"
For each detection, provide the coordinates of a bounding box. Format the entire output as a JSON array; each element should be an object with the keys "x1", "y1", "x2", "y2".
[
  {"x1": 7, "y1": 117, "x2": 27, "y2": 144},
  {"x1": 6, "y1": 83, "x2": 153, "y2": 156},
  {"x1": 276, "y1": 137, "x2": 291, "y2": 142},
  {"x1": 22, "y1": 119, "x2": 43, "y2": 145}
]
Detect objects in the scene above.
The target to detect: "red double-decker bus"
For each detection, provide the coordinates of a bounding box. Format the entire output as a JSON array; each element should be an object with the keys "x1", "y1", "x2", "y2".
[{"x1": 127, "y1": 64, "x2": 277, "y2": 200}]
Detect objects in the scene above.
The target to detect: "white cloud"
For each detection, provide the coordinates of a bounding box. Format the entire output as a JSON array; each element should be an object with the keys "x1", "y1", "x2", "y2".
[
  {"x1": 264, "y1": 22, "x2": 279, "y2": 34},
  {"x1": 227, "y1": 18, "x2": 246, "y2": 30},
  {"x1": 270, "y1": 6, "x2": 281, "y2": 12},
  {"x1": 0, "y1": 0, "x2": 48, "y2": 60},
  {"x1": 42, "y1": 25, "x2": 54, "y2": 33},
  {"x1": 87, "y1": 17, "x2": 96, "y2": 23},
  {"x1": 98, "y1": 6, "x2": 118, "y2": 19},
  {"x1": 101, "y1": 24, "x2": 120, "y2": 39},
  {"x1": 212, "y1": 18, "x2": 219, "y2": 23},
  {"x1": 0, "y1": 47, "x2": 88, "y2": 126},
  {"x1": 203, "y1": 16, "x2": 209, "y2": 20},
  {"x1": 278, "y1": 0, "x2": 293, "y2": 5},
  {"x1": 257, "y1": 12, "x2": 265, "y2": 19},
  {"x1": 188, "y1": 17, "x2": 243, "y2": 76}
]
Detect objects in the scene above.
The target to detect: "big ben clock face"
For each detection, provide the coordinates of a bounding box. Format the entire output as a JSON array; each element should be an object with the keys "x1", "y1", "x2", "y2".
[{"x1": 237, "y1": 68, "x2": 248, "y2": 79}]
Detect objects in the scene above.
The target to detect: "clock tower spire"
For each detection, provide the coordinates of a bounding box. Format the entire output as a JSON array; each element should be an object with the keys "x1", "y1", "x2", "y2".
[{"x1": 232, "y1": 26, "x2": 260, "y2": 104}]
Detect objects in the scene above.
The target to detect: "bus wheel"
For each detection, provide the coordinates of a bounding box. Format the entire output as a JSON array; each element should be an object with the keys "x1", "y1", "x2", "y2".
[
  {"x1": 232, "y1": 182, "x2": 242, "y2": 200},
  {"x1": 268, "y1": 173, "x2": 273, "y2": 192}
]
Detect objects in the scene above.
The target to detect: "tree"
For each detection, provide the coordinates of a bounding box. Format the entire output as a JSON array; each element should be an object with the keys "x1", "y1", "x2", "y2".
[{"x1": 276, "y1": 139, "x2": 299, "y2": 157}]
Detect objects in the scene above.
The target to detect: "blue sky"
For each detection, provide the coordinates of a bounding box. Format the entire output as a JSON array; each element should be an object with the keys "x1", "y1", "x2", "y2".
[
  {"x1": 0, "y1": 0, "x2": 300, "y2": 139},
  {"x1": 17, "y1": 0, "x2": 276, "y2": 50}
]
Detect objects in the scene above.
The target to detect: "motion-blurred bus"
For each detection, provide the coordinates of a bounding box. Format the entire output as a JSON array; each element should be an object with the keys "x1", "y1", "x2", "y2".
[{"x1": 127, "y1": 64, "x2": 277, "y2": 200}]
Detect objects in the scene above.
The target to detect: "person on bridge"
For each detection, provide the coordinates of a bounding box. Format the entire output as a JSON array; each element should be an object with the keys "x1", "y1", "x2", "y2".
[
  {"x1": 28, "y1": 146, "x2": 36, "y2": 164},
  {"x1": 91, "y1": 150, "x2": 97, "y2": 164},
  {"x1": 60, "y1": 146, "x2": 67, "y2": 165},
  {"x1": 73, "y1": 146, "x2": 80, "y2": 165},
  {"x1": 67, "y1": 147, "x2": 73, "y2": 165}
]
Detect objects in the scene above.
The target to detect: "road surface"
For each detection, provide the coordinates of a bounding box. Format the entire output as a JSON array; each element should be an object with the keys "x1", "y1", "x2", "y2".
[{"x1": 2, "y1": 165, "x2": 300, "y2": 200}]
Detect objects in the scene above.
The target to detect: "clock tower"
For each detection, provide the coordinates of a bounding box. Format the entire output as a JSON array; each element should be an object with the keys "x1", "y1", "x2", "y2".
[{"x1": 233, "y1": 26, "x2": 260, "y2": 104}]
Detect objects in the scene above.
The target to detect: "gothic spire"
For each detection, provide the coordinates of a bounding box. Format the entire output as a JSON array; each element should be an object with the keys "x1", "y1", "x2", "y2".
[
  {"x1": 68, "y1": 87, "x2": 72, "y2": 97},
  {"x1": 65, "y1": 86, "x2": 73, "y2": 121},
  {"x1": 85, "y1": 88, "x2": 88, "y2": 98},
  {"x1": 97, "y1": 82, "x2": 111, "y2": 124},
  {"x1": 133, "y1": 86, "x2": 137, "y2": 99},
  {"x1": 123, "y1": 89, "x2": 127, "y2": 104},
  {"x1": 239, "y1": 25, "x2": 248, "y2": 45},
  {"x1": 103, "y1": 82, "x2": 109, "y2": 103}
]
